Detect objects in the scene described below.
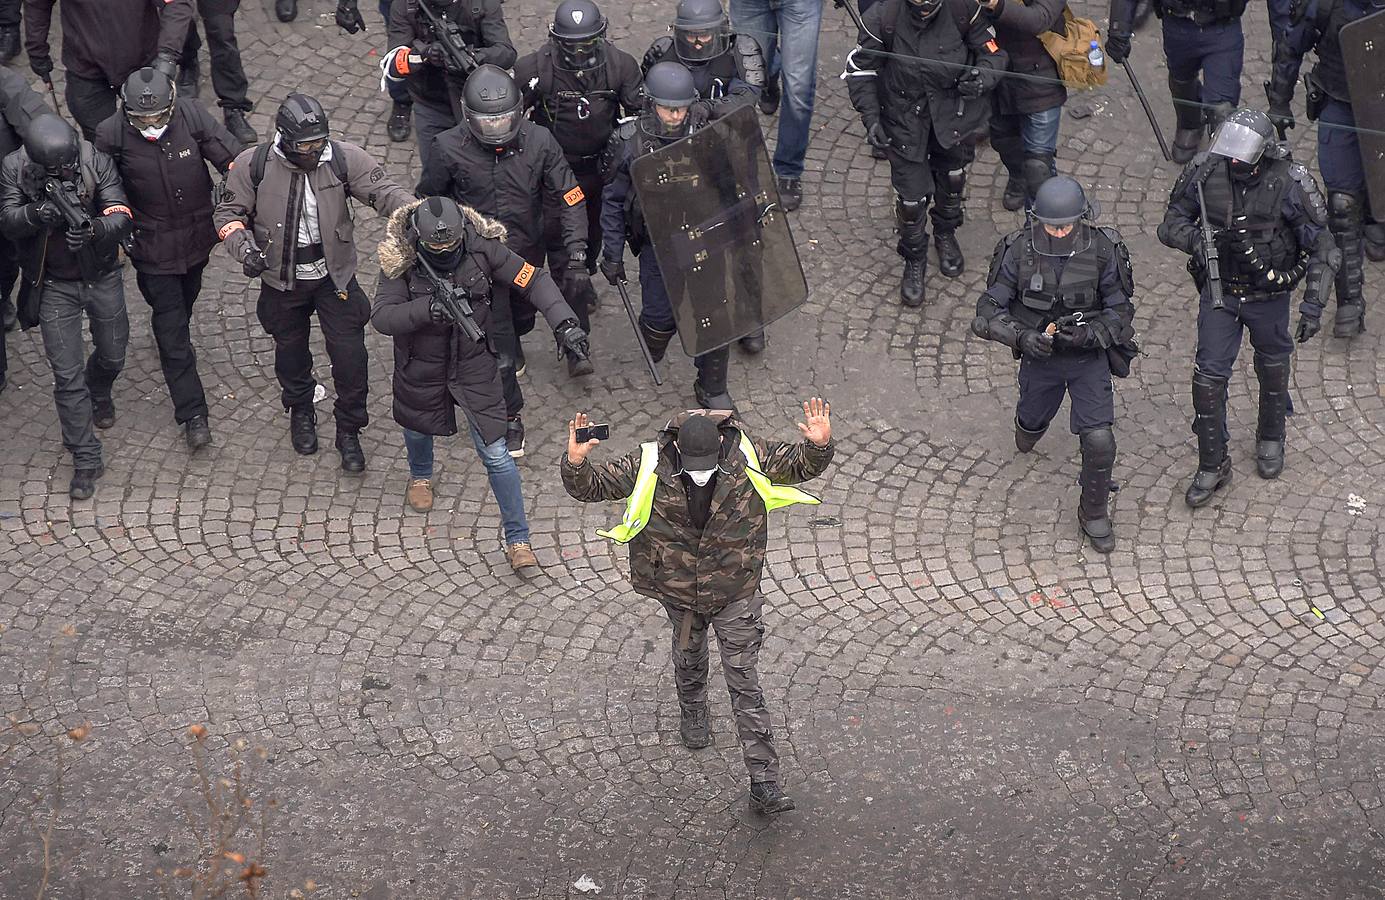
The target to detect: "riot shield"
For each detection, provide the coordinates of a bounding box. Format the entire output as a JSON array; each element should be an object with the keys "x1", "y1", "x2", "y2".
[
  {"x1": 629, "y1": 104, "x2": 808, "y2": 357},
  {"x1": 1342, "y1": 9, "x2": 1385, "y2": 220}
]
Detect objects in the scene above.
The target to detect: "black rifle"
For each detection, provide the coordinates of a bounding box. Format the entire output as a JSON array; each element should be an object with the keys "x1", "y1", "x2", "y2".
[
  {"x1": 417, "y1": 0, "x2": 482, "y2": 77},
  {"x1": 45, "y1": 176, "x2": 137, "y2": 255},
  {"x1": 416, "y1": 253, "x2": 486, "y2": 344},
  {"x1": 1195, "y1": 180, "x2": 1224, "y2": 310}
]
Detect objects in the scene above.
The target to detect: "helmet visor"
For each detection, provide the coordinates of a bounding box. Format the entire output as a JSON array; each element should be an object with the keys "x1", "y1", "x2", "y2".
[
  {"x1": 1208, "y1": 120, "x2": 1267, "y2": 165},
  {"x1": 468, "y1": 109, "x2": 520, "y2": 144},
  {"x1": 674, "y1": 26, "x2": 726, "y2": 62}
]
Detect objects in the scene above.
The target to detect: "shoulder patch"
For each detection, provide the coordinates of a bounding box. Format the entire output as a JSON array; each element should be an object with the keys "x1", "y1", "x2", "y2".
[
  {"x1": 513, "y1": 262, "x2": 535, "y2": 288},
  {"x1": 369, "y1": 166, "x2": 385, "y2": 183}
]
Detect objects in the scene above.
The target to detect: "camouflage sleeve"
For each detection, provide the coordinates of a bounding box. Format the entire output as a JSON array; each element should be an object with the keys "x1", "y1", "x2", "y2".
[
  {"x1": 560, "y1": 450, "x2": 641, "y2": 502},
  {"x1": 752, "y1": 437, "x2": 834, "y2": 486}
]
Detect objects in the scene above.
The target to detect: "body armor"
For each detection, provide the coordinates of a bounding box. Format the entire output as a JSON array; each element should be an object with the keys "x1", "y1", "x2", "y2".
[
  {"x1": 1004, "y1": 229, "x2": 1110, "y2": 336},
  {"x1": 1197, "y1": 156, "x2": 1306, "y2": 292}
]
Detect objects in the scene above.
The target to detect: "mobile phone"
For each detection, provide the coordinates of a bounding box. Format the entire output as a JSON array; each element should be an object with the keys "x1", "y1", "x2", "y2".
[{"x1": 575, "y1": 423, "x2": 609, "y2": 443}]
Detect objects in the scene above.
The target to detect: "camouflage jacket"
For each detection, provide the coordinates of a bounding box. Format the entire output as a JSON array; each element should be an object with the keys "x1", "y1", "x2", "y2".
[{"x1": 560, "y1": 411, "x2": 834, "y2": 614}]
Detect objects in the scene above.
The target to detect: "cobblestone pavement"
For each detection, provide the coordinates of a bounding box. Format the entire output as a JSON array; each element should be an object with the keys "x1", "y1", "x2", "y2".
[{"x1": 2, "y1": 1, "x2": 1384, "y2": 897}]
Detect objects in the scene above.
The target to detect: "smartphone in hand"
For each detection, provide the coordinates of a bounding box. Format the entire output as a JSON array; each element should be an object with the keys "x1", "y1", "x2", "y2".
[{"x1": 575, "y1": 423, "x2": 610, "y2": 443}]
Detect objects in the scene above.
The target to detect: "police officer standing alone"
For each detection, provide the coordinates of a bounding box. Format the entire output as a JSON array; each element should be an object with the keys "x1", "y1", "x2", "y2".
[
  {"x1": 1266, "y1": 0, "x2": 1381, "y2": 337},
  {"x1": 972, "y1": 176, "x2": 1136, "y2": 553},
  {"x1": 95, "y1": 67, "x2": 241, "y2": 451},
  {"x1": 514, "y1": 0, "x2": 643, "y2": 347},
  {"x1": 1158, "y1": 109, "x2": 1337, "y2": 507},
  {"x1": 214, "y1": 94, "x2": 413, "y2": 473},
  {"x1": 561, "y1": 400, "x2": 834, "y2": 815},
  {"x1": 845, "y1": 0, "x2": 1008, "y2": 307},
  {"x1": 373, "y1": 197, "x2": 587, "y2": 570},
  {"x1": 0, "y1": 114, "x2": 134, "y2": 499}
]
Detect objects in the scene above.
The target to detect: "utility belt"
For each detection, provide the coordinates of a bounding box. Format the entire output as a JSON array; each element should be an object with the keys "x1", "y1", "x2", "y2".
[
  {"x1": 1304, "y1": 70, "x2": 1349, "y2": 120},
  {"x1": 1157, "y1": 0, "x2": 1245, "y2": 26},
  {"x1": 295, "y1": 242, "x2": 325, "y2": 264},
  {"x1": 565, "y1": 151, "x2": 605, "y2": 177}
]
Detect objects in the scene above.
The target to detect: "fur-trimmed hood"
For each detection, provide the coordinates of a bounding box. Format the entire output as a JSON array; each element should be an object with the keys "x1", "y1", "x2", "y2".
[{"x1": 377, "y1": 199, "x2": 509, "y2": 279}]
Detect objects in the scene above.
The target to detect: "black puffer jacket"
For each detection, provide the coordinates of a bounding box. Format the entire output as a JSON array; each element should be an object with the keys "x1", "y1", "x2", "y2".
[
  {"x1": 987, "y1": 0, "x2": 1068, "y2": 116},
  {"x1": 95, "y1": 98, "x2": 241, "y2": 275},
  {"x1": 0, "y1": 69, "x2": 51, "y2": 160},
  {"x1": 370, "y1": 200, "x2": 575, "y2": 443}
]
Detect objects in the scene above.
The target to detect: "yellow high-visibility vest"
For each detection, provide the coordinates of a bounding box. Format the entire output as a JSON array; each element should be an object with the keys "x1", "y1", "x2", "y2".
[{"x1": 598, "y1": 433, "x2": 820, "y2": 544}]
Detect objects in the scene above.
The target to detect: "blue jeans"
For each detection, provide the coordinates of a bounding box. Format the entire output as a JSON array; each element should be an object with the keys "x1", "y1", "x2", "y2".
[
  {"x1": 1019, "y1": 105, "x2": 1062, "y2": 157},
  {"x1": 729, "y1": 0, "x2": 822, "y2": 179},
  {"x1": 403, "y1": 423, "x2": 531, "y2": 544}
]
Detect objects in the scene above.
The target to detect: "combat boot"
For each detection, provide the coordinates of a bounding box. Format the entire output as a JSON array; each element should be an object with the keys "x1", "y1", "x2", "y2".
[
  {"x1": 289, "y1": 403, "x2": 318, "y2": 455},
  {"x1": 1015, "y1": 416, "x2": 1047, "y2": 453},
  {"x1": 679, "y1": 702, "x2": 712, "y2": 749},
  {"x1": 69, "y1": 465, "x2": 104, "y2": 501},
  {"x1": 738, "y1": 329, "x2": 766, "y2": 354},
  {"x1": 92, "y1": 396, "x2": 116, "y2": 429},
  {"x1": 1168, "y1": 75, "x2": 1205, "y2": 164},
  {"x1": 276, "y1": 0, "x2": 298, "y2": 22},
  {"x1": 224, "y1": 109, "x2": 257, "y2": 145},
  {"x1": 895, "y1": 198, "x2": 928, "y2": 306},
  {"x1": 336, "y1": 428, "x2": 366, "y2": 474},
  {"x1": 931, "y1": 169, "x2": 967, "y2": 278},
  {"x1": 639, "y1": 319, "x2": 676, "y2": 364},
  {"x1": 1077, "y1": 428, "x2": 1117, "y2": 554},
  {"x1": 1328, "y1": 192, "x2": 1366, "y2": 337},
  {"x1": 0, "y1": 26, "x2": 20, "y2": 64},
  {"x1": 899, "y1": 256, "x2": 926, "y2": 307},
  {"x1": 749, "y1": 782, "x2": 795, "y2": 815},
  {"x1": 1253, "y1": 353, "x2": 1290, "y2": 479},
  {"x1": 1002, "y1": 169, "x2": 1026, "y2": 212},
  {"x1": 694, "y1": 348, "x2": 735, "y2": 412},
  {"x1": 387, "y1": 101, "x2": 412, "y2": 143},
  {"x1": 185, "y1": 415, "x2": 212, "y2": 452},
  {"x1": 1185, "y1": 370, "x2": 1232, "y2": 508},
  {"x1": 934, "y1": 231, "x2": 964, "y2": 278}
]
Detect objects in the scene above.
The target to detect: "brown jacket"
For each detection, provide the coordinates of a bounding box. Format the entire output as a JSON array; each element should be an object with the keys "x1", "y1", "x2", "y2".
[
  {"x1": 560, "y1": 411, "x2": 834, "y2": 614},
  {"x1": 213, "y1": 140, "x2": 412, "y2": 292}
]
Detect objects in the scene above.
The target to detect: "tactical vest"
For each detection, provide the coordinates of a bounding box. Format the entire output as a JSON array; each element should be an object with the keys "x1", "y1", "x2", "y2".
[
  {"x1": 598, "y1": 434, "x2": 820, "y2": 544},
  {"x1": 1006, "y1": 230, "x2": 1107, "y2": 335},
  {"x1": 1155, "y1": 0, "x2": 1248, "y2": 24},
  {"x1": 531, "y1": 48, "x2": 622, "y2": 160},
  {"x1": 1198, "y1": 158, "x2": 1303, "y2": 287},
  {"x1": 1306, "y1": 0, "x2": 1364, "y2": 102}
]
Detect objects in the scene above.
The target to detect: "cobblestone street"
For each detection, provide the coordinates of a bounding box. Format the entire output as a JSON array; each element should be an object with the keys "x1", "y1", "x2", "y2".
[{"x1": 2, "y1": 0, "x2": 1383, "y2": 896}]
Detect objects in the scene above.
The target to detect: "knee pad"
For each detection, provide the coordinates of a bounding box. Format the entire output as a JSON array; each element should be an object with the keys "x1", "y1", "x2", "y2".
[
  {"x1": 1328, "y1": 192, "x2": 1361, "y2": 233},
  {"x1": 1021, "y1": 156, "x2": 1052, "y2": 195},
  {"x1": 1079, "y1": 427, "x2": 1116, "y2": 467},
  {"x1": 895, "y1": 197, "x2": 927, "y2": 227},
  {"x1": 933, "y1": 168, "x2": 967, "y2": 196}
]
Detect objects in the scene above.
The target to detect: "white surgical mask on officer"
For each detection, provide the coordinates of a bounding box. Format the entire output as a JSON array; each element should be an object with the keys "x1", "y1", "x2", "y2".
[
  {"x1": 139, "y1": 124, "x2": 169, "y2": 141},
  {"x1": 685, "y1": 468, "x2": 716, "y2": 486}
]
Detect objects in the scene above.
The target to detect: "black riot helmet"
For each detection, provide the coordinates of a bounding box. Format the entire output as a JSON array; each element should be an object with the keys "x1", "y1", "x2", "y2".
[
  {"x1": 463, "y1": 65, "x2": 523, "y2": 147},
  {"x1": 120, "y1": 67, "x2": 177, "y2": 136},
  {"x1": 551, "y1": 0, "x2": 607, "y2": 71},
  {"x1": 905, "y1": 0, "x2": 945, "y2": 21},
  {"x1": 1030, "y1": 175, "x2": 1094, "y2": 257},
  {"x1": 642, "y1": 61, "x2": 697, "y2": 140},
  {"x1": 275, "y1": 93, "x2": 330, "y2": 170},
  {"x1": 24, "y1": 113, "x2": 80, "y2": 177},
  {"x1": 412, "y1": 196, "x2": 468, "y2": 272},
  {"x1": 672, "y1": 0, "x2": 728, "y2": 63},
  {"x1": 1209, "y1": 107, "x2": 1274, "y2": 181}
]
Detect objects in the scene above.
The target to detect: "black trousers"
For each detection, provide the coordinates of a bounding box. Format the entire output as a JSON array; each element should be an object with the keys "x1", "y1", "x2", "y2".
[
  {"x1": 182, "y1": 0, "x2": 250, "y2": 111},
  {"x1": 254, "y1": 276, "x2": 371, "y2": 432},
  {"x1": 0, "y1": 0, "x2": 20, "y2": 27},
  {"x1": 135, "y1": 263, "x2": 210, "y2": 424},
  {"x1": 65, "y1": 73, "x2": 119, "y2": 141}
]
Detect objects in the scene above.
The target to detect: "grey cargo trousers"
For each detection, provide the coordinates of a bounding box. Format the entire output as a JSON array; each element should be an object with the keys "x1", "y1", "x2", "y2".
[{"x1": 659, "y1": 593, "x2": 779, "y2": 783}]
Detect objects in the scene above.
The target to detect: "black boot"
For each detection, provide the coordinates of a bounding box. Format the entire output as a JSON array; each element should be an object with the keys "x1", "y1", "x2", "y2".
[
  {"x1": 1078, "y1": 428, "x2": 1117, "y2": 554},
  {"x1": 1185, "y1": 370, "x2": 1232, "y2": 508},
  {"x1": 639, "y1": 318, "x2": 676, "y2": 364},
  {"x1": 1168, "y1": 75, "x2": 1205, "y2": 164},
  {"x1": 679, "y1": 702, "x2": 712, "y2": 749},
  {"x1": 896, "y1": 198, "x2": 928, "y2": 307},
  {"x1": 934, "y1": 231, "x2": 964, "y2": 278},
  {"x1": 749, "y1": 782, "x2": 795, "y2": 815},
  {"x1": 276, "y1": 0, "x2": 298, "y2": 22},
  {"x1": 738, "y1": 329, "x2": 766, "y2": 354},
  {"x1": 185, "y1": 415, "x2": 212, "y2": 452},
  {"x1": 1364, "y1": 220, "x2": 1385, "y2": 262},
  {"x1": 224, "y1": 109, "x2": 257, "y2": 145},
  {"x1": 387, "y1": 101, "x2": 412, "y2": 142},
  {"x1": 1015, "y1": 416, "x2": 1047, "y2": 453},
  {"x1": 289, "y1": 403, "x2": 318, "y2": 455},
  {"x1": 0, "y1": 27, "x2": 20, "y2": 65},
  {"x1": 899, "y1": 257, "x2": 926, "y2": 307},
  {"x1": 506, "y1": 416, "x2": 526, "y2": 458},
  {"x1": 1328, "y1": 192, "x2": 1366, "y2": 337},
  {"x1": 92, "y1": 397, "x2": 116, "y2": 430},
  {"x1": 1253, "y1": 353, "x2": 1290, "y2": 479},
  {"x1": 336, "y1": 428, "x2": 366, "y2": 474},
  {"x1": 931, "y1": 169, "x2": 966, "y2": 277},
  {"x1": 1002, "y1": 170, "x2": 1026, "y2": 212},
  {"x1": 69, "y1": 465, "x2": 104, "y2": 501},
  {"x1": 693, "y1": 347, "x2": 735, "y2": 412},
  {"x1": 758, "y1": 77, "x2": 781, "y2": 116}
]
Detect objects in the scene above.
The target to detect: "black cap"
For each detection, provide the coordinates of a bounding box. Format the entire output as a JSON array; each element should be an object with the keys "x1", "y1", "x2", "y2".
[{"x1": 676, "y1": 415, "x2": 722, "y2": 470}]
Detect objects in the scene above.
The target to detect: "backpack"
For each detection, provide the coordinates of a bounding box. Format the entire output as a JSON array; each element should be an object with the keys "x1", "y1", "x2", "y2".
[
  {"x1": 248, "y1": 140, "x2": 351, "y2": 193},
  {"x1": 1036, "y1": 6, "x2": 1109, "y2": 90}
]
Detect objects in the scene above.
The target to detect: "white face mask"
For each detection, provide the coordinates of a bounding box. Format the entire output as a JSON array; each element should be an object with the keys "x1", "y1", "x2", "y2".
[
  {"x1": 686, "y1": 468, "x2": 716, "y2": 486},
  {"x1": 139, "y1": 124, "x2": 169, "y2": 141}
]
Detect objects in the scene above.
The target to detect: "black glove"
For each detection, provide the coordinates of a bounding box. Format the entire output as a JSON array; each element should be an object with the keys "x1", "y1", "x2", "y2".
[
  {"x1": 65, "y1": 221, "x2": 94, "y2": 252},
  {"x1": 1053, "y1": 321, "x2": 1094, "y2": 350},
  {"x1": 956, "y1": 68, "x2": 986, "y2": 100},
  {"x1": 26, "y1": 201, "x2": 62, "y2": 228},
  {"x1": 865, "y1": 121, "x2": 891, "y2": 150},
  {"x1": 30, "y1": 55, "x2": 53, "y2": 80},
  {"x1": 424, "y1": 42, "x2": 448, "y2": 68},
  {"x1": 241, "y1": 242, "x2": 269, "y2": 278},
  {"x1": 598, "y1": 255, "x2": 625, "y2": 286},
  {"x1": 90, "y1": 216, "x2": 123, "y2": 249},
  {"x1": 336, "y1": 0, "x2": 366, "y2": 32},
  {"x1": 555, "y1": 319, "x2": 591, "y2": 359},
  {"x1": 1267, "y1": 100, "x2": 1295, "y2": 135},
  {"x1": 1106, "y1": 28, "x2": 1132, "y2": 65},
  {"x1": 429, "y1": 298, "x2": 455, "y2": 324},
  {"x1": 566, "y1": 255, "x2": 594, "y2": 296},
  {"x1": 1295, "y1": 315, "x2": 1320, "y2": 343},
  {"x1": 687, "y1": 99, "x2": 712, "y2": 130},
  {"x1": 1018, "y1": 329, "x2": 1054, "y2": 360},
  {"x1": 151, "y1": 52, "x2": 179, "y2": 79}
]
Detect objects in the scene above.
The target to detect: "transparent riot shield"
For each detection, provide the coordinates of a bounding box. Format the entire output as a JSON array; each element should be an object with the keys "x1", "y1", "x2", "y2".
[{"x1": 1342, "y1": 10, "x2": 1385, "y2": 220}]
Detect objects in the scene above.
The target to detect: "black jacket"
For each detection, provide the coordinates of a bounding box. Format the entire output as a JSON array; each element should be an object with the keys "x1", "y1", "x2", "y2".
[
  {"x1": 987, "y1": 0, "x2": 1068, "y2": 116},
  {"x1": 386, "y1": 0, "x2": 516, "y2": 115},
  {"x1": 95, "y1": 98, "x2": 241, "y2": 275},
  {"x1": 0, "y1": 141, "x2": 134, "y2": 328},
  {"x1": 416, "y1": 120, "x2": 587, "y2": 260},
  {"x1": 371, "y1": 201, "x2": 575, "y2": 443},
  {"x1": 0, "y1": 68, "x2": 51, "y2": 160},
  {"x1": 514, "y1": 42, "x2": 644, "y2": 169},
  {"x1": 25, "y1": 0, "x2": 196, "y2": 87}
]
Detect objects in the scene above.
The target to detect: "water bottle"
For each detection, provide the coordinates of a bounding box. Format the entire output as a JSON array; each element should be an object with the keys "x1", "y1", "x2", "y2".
[{"x1": 1087, "y1": 40, "x2": 1105, "y2": 69}]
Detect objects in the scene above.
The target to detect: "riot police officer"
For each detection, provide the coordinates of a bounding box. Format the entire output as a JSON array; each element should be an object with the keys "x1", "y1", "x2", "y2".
[
  {"x1": 1107, "y1": 0, "x2": 1252, "y2": 163},
  {"x1": 383, "y1": 0, "x2": 516, "y2": 171},
  {"x1": 514, "y1": 0, "x2": 644, "y2": 357},
  {"x1": 845, "y1": 0, "x2": 1007, "y2": 307},
  {"x1": 372, "y1": 197, "x2": 588, "y2": 571},
  {"x1": 1158, "y1": 109, "x2": 1338, "y2": 507},
  {"x1": 417, "y1": 64, "x2": 594, "y2": 457},
  {"x1": 1266, "y1": 0, "x2": 1381, "y2": 337},
  {"x1": 600, "y1": 61, "x2": 737, "y2": 411},
  {"x1": 972, "y1": 176, "x2": 1136, "y2": 553}
]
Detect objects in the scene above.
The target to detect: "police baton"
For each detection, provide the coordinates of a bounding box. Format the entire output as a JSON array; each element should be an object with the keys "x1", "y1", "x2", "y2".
[
  {"x1": 613, "y1": 277, "x2": 662, "y2": 386},
  {"x1": 1121, "y1": 61, "x2": 1172, "y2": 163},
  {"x1": 42, "y1": 76, "x2": 69, "y2": 125}
]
